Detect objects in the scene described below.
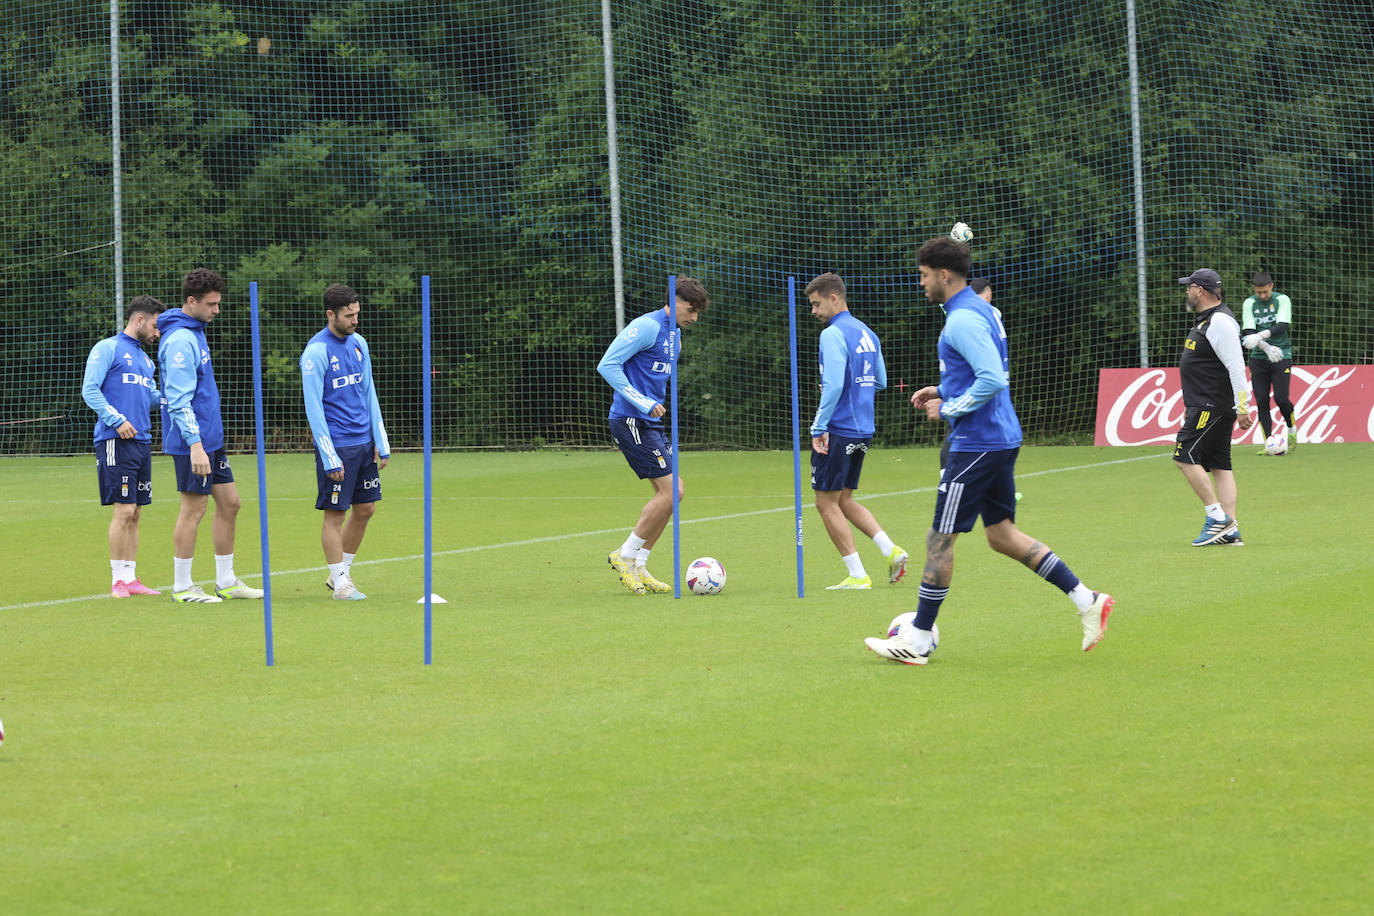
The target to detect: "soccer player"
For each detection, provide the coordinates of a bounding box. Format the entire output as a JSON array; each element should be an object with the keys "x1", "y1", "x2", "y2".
[
  {"x1": 1172, "y1": 268, "x2": 1255, "y2": 546},
  {"x1": 1240, "y1": 271, "x2": 1297, "y2": 453},
  {"x1": 82, "y1": 295, "x2": 165, "y2": 597},
  {"x1": 598, "y1": 277, "x2": 710, "y2": 594},
  {"x1": 301, "y1": 283, "x2": 391, "y2": 600},
  {"x1": 940, "y1": 278, "x2": 996, "y2": 472},
  {"x1": 805, "y1": 273, "x2": 908, "y2": 589},
  {"x1": 863, "y1": 238, "x2": 1113, "y2": 665},
  {"x1": 158, "y1": 268, "x2": 263, "y2": 603}
]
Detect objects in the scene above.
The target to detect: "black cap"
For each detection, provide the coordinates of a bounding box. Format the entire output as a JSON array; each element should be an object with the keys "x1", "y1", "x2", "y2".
[{"x1": 1177, "y1": 268, "x2": 1222, "y2": 294}]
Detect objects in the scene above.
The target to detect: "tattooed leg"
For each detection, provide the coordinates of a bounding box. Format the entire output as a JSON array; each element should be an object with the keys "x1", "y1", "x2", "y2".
[{"x1": 922, "y1": 528, "x2": 958, "y2": 587}]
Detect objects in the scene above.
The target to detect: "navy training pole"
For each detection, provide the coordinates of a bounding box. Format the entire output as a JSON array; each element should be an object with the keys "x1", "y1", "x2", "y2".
[{"x1": 249, "y1": 281, "x2": 275, "y2": 665}]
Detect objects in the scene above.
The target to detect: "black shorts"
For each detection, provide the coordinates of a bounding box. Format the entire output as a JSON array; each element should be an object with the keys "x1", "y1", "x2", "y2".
[
  {"x1": 1173, "y1": 407, "x2": 1235, "y2": 471},
  {"x1": 811, "y1": 434, "x2": 869, "y2": 492}
]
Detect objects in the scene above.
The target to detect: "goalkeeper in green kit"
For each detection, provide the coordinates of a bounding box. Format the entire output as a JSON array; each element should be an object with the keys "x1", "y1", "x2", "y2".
[{"x1": 1240, "y1": 271, "x2": 1297, "y2": 453}]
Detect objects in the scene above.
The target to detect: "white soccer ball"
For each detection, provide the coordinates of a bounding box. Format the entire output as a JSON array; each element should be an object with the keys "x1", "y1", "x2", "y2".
[
  {"x1": 887, "y1": 611, "x2": 918, "y2": 638},
  {"x1": 886, "y1": 612, "x2": 938, "y2": 650},
  {"x1": 1264, "y1": 431, "x2": 1289, "y2": 456},
  {"x1": 949, "y1": 222, "x2": 973, "y2": 243},
  {"x1": 685, "y1": 557, "x2": 726, "y2": 595}
]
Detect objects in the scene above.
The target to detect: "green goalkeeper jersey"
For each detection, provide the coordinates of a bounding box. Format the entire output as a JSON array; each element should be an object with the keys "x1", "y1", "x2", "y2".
[{"x1": 1241, "y1": 292, "x2": 1293, "y2": 361}]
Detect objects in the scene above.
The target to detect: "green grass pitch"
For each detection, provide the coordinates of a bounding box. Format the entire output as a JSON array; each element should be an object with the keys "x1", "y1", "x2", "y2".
[{"x1": 3, "y1": 445, "x2": 1372, "y2": 912}]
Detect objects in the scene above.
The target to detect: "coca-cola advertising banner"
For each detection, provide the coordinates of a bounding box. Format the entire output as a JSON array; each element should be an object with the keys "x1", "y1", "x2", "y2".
[{"x1": 1095, "y1": 366, "x2": 1374, "y2": 446}]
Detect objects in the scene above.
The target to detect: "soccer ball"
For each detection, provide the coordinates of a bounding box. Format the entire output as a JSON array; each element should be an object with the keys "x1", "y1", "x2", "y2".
[
  {"x1": 1264, "y1": 431, "x2": 1289, "y2": 456},
  {"x1": 686, "y1": 557, "x2": 726, "y2": 595},
  {"x1": 886, "y1": 612, "x2": 938, "y2": 649},
  {"x1": 949, "y1": 221, "x2": 973, "y2": 243}
]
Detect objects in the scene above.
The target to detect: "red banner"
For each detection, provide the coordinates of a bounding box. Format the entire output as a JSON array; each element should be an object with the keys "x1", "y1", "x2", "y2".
[{"x1": 1094, "y1": 365, "x2": 1374, "y2": 446}]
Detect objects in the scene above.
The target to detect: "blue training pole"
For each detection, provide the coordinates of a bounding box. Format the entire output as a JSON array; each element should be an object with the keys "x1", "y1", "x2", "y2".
[
  {"x1": 668, "y1": 275, "x2": 681, "y2": 598},
  {"x1": 422, "y1": 275, "x2": 433, "y2": 665},
  {"x1": 788, "y1": 276, "x2": 805, "y2": 598},
  {"x1": 249, "y1": 282, "x2": 275, "y2": 665}
]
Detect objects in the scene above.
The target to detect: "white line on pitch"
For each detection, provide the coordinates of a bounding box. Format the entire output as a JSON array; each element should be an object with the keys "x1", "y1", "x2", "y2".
[{"x1": 0, "y1": 451, "x2": 1165, "y2": 611}]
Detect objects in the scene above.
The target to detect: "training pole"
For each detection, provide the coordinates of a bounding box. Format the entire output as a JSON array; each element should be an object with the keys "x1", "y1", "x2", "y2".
[
  {"x1": 249, "y1": 282, "x2": 275, "y2": 665},
  {"x1": 787, "y1": 277, "x2": 805, "y2": 598},
  {"x1": 423, "y1": 275, "x2": 433, "y2": 665},
  {"x1": 668, "y1": 275, "x2": 681, "y2": 598}
]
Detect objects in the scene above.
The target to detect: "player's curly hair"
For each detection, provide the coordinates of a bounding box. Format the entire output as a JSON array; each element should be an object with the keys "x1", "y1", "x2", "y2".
[
  {"x1": 182, "y1": 268, "x2": 226, "y2": 300},
  {"x1": 674, "y1": 276, "x2": 710, "y2": 311},
  {"x1": 916, "y1": 238, "x2": 971, "y2": 278}
]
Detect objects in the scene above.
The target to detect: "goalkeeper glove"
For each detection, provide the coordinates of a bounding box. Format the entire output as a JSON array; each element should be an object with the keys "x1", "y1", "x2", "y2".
[
  {"x1": 1261, "y1": 342, "x2": 1283, "y2": 363},
  {"x1": 1242, "y1": 333, "x2": 1261, "y2": 349}
]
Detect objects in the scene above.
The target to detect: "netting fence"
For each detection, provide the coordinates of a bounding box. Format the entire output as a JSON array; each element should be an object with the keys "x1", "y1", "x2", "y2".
[{"x1": 2, "y1": 0, "x2": 1371, "y2": 455}]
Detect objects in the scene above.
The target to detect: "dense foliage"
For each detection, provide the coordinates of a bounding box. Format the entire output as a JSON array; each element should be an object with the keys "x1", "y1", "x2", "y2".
[{"x1": 1, "y1": 1, "x2": 1370, "y2": 453}]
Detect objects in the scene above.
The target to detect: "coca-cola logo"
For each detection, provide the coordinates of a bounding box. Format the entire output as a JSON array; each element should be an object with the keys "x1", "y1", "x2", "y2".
[
  {"x1": 1101, "y1": 369, "x2": 1180, "y2": 446},
  {"x1": 1096, "y1": 365, "x2": 1374, "y2": 446}
]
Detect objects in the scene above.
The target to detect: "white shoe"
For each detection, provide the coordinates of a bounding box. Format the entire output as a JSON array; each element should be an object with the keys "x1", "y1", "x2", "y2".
[
  {"x1": 172, "y1": 585, "x2": 223, "y2": 604},
  {"x1": 865, "y1": 623, "x2": 939, "y2": 665},
  {"x1": 330, "y1": 571, "x2": 367, "y2": 601},
  {"x1": 1079, "y1": 592, "x2": 1114, "y2": 651},
  {"x1": 215, "y1": 579, "x2": 264, "y2": 599}
]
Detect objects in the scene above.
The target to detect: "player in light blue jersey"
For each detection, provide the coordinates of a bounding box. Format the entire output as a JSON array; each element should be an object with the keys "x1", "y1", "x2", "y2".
[
  {"x1": 598, "y1": 276, "x2": 710, "y2": 594},
  {"x1": 157, "y1": 268, "x2": 262, "y2": 603},
  {"x1": 939, "y1": 278, "x2": 997, "y2": 471},
  {"x1": 805, "y1": 273, "x2": 909, "y2": 590},
  {"x1": 865, "y1": 237, "x2": 1113, "y2": 666},
  {"x1": 82, "y1": 295, "x2": 165, "y2": 598},
  {"x1": 301, "y1": 283, "x2": 391, "y2": 600}
]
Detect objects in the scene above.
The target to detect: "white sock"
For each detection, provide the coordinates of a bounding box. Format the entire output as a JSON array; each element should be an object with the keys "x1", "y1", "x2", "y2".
[
  {"x1": 342, "y1": 551, "x2": 356, "y2": 570},
  {"x1": 842, "y1": 552, "x2": 866, "y2": 578},
  {"x1": 872, "y1": 530, "x2": 896, "y2": 555},
  {"x1": 111, "y1": 560, "x2": 134, "y2": 586},
  {"x1": 214, "y1": 554, "x2": 236, "y2": 589},
  {"x1": 909, "y1": 627, "x2": 935, "y2": 653},
  {"x1": 1203, "y1": 502, "x2": 1226, "y2": 521},
  {"x1": 126, "y1": 561, "x2": 137, "y2": 583},
  {"x1": 1068, "y1": 583, "x2": 1095, "y2": 612},
  {"x1": 173, "y1": 557, "x2": 194, "y2": 592},
  {"x1": 619, "y1": 532, "x2": 646, "y2": 559},
  {"x1": 634, "y1": 547, "x2": 650, "y2": 569},
  {"x1": 328, "y1": 562, "x2": 347, "y2": 584}
]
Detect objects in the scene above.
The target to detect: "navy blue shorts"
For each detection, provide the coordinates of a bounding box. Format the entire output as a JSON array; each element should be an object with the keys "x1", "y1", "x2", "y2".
[
  {"x1": 811, "y1": 434, "x2": 869, "y2": 491},
  {"x1": 316, "y1": 442, "x2": 382, "y2": 511},
  {"x1": 609, "y1": 417, "x2": 672, "y2": 479},
  {"x1": 932, "y1": 448, "x2": 1019, "y2": 534},
  {"x1": 173, "y1": 448, "x2": 235, "y2": 494},
  {"x1": 95, "y1": 439, "x2": 153, "y2": 506}
]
